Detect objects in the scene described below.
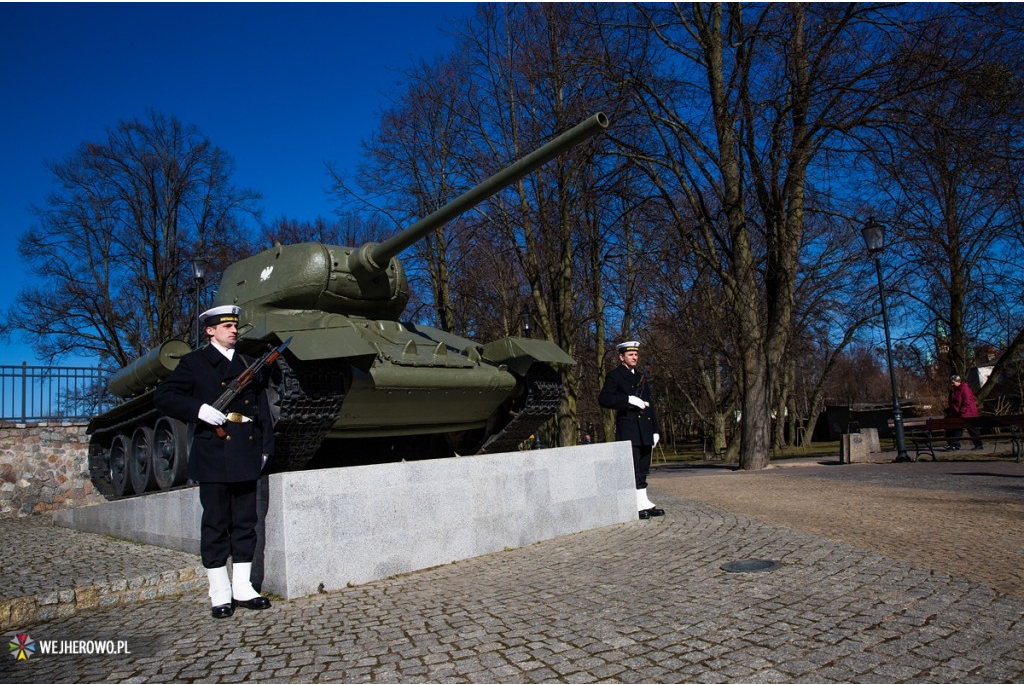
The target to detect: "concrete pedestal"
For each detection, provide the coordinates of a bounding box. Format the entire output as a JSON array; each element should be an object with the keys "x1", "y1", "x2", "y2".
[
  {"x1": 840, "y1": 433, "x2": 870, "y2": 463},
  {"x1": 53, "y1": 442, "x2": 636, "y2": 598},
  {"x1": 861, "y1": 427, "x2": 881, "y2": 453}
]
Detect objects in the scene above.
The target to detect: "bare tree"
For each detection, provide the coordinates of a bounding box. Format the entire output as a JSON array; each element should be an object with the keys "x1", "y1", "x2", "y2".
[
  {"x1": 2, "y1": 110, "x2": 258, "y2": 367},
  {"x1": 862, "y1": 9, "x2": 1024, "y2": 405},
  {"x1": 257, "y1": 215, "x2": 388, "y2": 248},
  {"x1": 611, "y1": 3, "x2": 936, "y2": 468},
  {"x1": 788, "y1": 218, "x2": 877, "y2": 446}
]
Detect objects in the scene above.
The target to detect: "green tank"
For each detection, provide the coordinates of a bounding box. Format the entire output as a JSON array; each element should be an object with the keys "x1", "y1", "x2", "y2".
[{"x1": 86, "y1": 113, "x2": 609, "y2": 499}]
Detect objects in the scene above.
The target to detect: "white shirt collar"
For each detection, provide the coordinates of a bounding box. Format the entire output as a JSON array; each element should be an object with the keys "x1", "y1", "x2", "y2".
[{"x1": 211, "y1": 340, "x2": 235, "y2": 361}]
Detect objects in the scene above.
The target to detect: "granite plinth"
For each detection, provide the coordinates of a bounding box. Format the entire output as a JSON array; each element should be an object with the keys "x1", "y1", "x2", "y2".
[{"x1": 54, "y1": 442, "x2": 636, "y2": 598}]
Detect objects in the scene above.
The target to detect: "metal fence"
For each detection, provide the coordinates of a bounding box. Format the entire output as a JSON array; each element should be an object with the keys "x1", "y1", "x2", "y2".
[{"x1": 0, "y1": 363, "x2": 114, "y2": 423}]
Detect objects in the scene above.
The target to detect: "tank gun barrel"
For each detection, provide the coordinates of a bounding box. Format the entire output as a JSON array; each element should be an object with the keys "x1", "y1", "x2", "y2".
[{"x1": 359, "y1": 112, "x2": 609, "y2": 273}]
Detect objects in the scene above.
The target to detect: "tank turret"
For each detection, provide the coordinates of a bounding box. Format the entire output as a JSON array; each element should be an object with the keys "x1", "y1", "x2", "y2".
[{"x1": 86, "y1": 113, "x2": 609, "y2": 499}]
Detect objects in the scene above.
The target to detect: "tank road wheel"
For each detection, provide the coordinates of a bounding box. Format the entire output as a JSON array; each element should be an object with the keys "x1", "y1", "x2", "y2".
[
  {"x1": 152, "y1": 417, "x2": 189, "y2": 490},
  {"x1": 108, "y1": 434, "x2": 135, "y2": 498},
  {"x1": 88, "y1": 441, "x2": 114, "y2": 500},
  {"x1": 129, "y1": 426, "x2": 157, "y2": 494}
]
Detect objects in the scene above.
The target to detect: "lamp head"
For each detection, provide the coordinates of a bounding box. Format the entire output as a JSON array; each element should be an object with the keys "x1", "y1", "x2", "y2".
[
  {"x1": 861, "y1": 218, "x2": 885, "y2": 255},
  {"x1": 191, "y1": 256, "x2": 210, "y2": 281}
]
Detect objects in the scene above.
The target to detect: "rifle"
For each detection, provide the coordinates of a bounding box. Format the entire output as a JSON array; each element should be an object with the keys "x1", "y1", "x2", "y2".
[
  {"x1": 634, "y1": 359, "x2": 653, "y2": 414},
  {"x1": 212, "y1": 336, "x2": 292, "y2": 438}
]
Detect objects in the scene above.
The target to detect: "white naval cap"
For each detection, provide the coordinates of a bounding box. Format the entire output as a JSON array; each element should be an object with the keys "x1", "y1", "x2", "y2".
[
  {"x1": 616, "y1": 340, "x2": 641, "y2": 352},
  {"x1": 200, "y1": 304, "x2": 241, "y2": 328}
]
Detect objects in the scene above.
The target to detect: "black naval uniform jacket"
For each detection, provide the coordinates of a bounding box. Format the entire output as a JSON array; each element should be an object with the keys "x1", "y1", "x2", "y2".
[
  {"x1": 598, "y1": 364, "x2": 660, "y2": 447},
  {"x1": 154, "y1": 344, "x2": 273, "y2": 483}
]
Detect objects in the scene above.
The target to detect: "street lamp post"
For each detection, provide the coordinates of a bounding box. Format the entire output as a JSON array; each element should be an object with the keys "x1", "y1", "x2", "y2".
[
  {"x1": 861, "y1": 218, "x2": 911, "y2": 463},
  {"x1": 191, "y1": 257, "x2": 210, "y2": 349},
  {"x1": 521, "y1": 305, "x2": 532, "y2": 338}
]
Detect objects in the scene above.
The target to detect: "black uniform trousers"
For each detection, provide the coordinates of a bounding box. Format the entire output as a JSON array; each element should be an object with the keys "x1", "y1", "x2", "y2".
[{"x1": 199, "y1": 481, "x2": 258, "y2": 568}]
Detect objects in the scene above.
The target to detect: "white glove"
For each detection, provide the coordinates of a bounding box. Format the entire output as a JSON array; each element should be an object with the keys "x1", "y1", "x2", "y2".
[
  {"x1": 198, "y1": 403, "x2": 227, "y2": 426},
  {"x1": 653, "y1": 433, "x2": 660, "y2": 447},
  {"x1": 627, "y1": 395, "x2": 647, "y2": 410}
]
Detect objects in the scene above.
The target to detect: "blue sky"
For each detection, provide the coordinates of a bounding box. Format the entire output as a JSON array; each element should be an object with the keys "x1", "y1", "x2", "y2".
[{"x1": 0, "y1": 2, "x2": 476, "y2": 366}]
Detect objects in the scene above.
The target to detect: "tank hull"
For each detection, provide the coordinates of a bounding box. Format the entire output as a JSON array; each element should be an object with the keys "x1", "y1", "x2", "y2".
[{"x1": 87, "y1": 319, "x2": 572, "y2": 498}]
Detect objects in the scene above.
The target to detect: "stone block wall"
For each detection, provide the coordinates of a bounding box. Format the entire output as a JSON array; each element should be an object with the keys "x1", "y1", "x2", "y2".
[{"x1": 0, "y1": 422, "x2": 103, "y2": 517}]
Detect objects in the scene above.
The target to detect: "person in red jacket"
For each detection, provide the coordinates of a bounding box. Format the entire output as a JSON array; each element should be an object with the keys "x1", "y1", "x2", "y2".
[{"x1": 946, "y1": 374, "x2": 983, "y2": 451}]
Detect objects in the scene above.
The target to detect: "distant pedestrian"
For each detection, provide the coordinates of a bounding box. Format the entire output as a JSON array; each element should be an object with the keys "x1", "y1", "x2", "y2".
[
  {"x1": 155, "y1": 305, "x2": 275, "y2": 619},
  {"x1": 598, "y1": 340, "x2": 663, "y2": 519},
  {"x1": 946, "y1": 374, "x2": 983, "y2": 451}
]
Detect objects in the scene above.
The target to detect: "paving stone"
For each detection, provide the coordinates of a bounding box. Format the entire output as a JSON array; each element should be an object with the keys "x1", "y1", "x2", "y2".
[{"x1": 4, "y1": 456, "x2": 1024, "y2": 682}]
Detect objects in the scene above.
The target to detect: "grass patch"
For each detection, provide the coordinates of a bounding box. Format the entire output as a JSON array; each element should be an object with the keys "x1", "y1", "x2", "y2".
[{"x1": 653, "y1": 441, "x2": 842, "y2": 465}]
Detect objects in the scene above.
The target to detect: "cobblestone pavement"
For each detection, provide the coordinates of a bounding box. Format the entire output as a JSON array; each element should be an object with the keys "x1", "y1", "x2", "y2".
[
  {"x1": 3, "y1": 456, "x2": 1024, "y2": 683},
  {"x1": 1, "y1": 518, "x2": 205, "y2": 629},
  {"x1": 652, "y1": 456, "x2": 1024, "y2": 600}
]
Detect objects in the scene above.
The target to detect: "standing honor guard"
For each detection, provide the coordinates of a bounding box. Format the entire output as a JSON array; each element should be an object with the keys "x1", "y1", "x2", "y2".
[
  {"x1": 155, "y1": 305, "x2": 275, "y2": 618},
  {"x1": 598, "y1": 340, "x2": 665, "y2": 519}
]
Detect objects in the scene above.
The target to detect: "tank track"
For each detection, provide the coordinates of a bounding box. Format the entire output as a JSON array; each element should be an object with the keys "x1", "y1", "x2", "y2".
[
  {"x1": 269, "y1": 356, "x2": 348, "y2": 471},
  {"x1": 476, "y1": 364, "x2": 564, "y2": 454}
]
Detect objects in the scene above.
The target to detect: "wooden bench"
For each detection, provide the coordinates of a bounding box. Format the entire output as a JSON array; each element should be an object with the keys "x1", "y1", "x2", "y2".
[{"x1": 905, "y1": 415, "x2": 1024, "y2": 462}]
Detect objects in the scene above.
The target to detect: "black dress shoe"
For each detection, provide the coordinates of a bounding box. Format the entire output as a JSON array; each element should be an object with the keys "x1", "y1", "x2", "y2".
[
  {"x1": 211, "y1": 603, "x2": 234, "y2": 619},
  {"x1": 234, "y1": 596, "x2": 272, "y2": 610},
  {"x1": 638, "y1": 509, "x2": 651, "y2": 520},
  {"x1": 645, "y1": 507, "x2": 665, "y2": 517}
]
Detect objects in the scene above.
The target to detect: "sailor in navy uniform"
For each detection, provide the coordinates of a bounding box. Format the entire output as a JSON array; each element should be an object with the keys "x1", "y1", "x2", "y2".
[
  {"x1": 598, "y1": 340, "x2": 664, "y2": 519},
  {"x1": 155, "y1": 305, "x2": 274, "y2": 618}
]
